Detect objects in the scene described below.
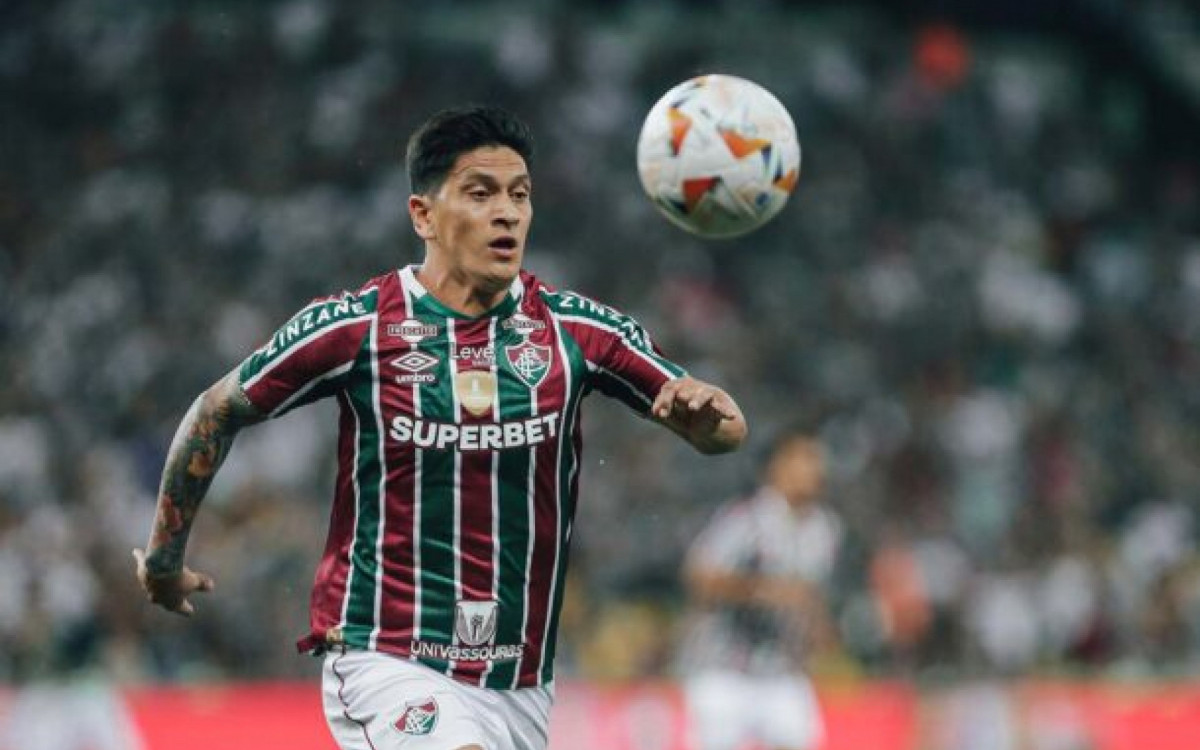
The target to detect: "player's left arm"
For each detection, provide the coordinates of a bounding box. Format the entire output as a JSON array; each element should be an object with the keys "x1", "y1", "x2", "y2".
[
  {"x1": 652, "y1": 375, "x2": 747, "y2": 455},
  {"x1": 132, "y1": 368, "x2": 265, "y2": 616},
  {"x1": 547, "y1": 290, "x2": 747, "y2": 454}
]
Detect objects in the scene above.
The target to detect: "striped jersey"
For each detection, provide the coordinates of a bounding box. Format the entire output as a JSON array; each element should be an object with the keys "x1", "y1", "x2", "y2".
[
  {"x1": 237, "y1": 265, "x2": 685, "y2": 689},
  {"x1": 677, "y1": 489, "x2": 840, "y2": 676}
]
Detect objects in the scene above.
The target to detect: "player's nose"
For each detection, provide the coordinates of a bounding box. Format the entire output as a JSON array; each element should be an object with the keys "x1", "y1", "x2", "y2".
[{"x1": 493, "y1": 200, "x2": 522, "y2": 228}]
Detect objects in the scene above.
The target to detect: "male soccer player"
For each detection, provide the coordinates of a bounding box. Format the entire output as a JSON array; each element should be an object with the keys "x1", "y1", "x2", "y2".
[
  {"x1": 132, "y1": 106, "x2": 746, "y2": 750},
  {"x1": 677, "y1": 432, "x2": 839, "y2": 750}
]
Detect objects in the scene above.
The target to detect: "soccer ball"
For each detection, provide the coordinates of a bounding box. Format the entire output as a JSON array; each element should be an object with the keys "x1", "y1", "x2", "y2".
[{"x1": 636, "y1": 74, "x2": 801, "y2": 239}]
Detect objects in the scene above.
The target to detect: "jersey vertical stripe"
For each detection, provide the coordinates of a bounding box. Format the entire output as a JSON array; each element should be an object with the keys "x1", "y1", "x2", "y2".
[
  {"x1": 377, "y1": 276, "x2": 419, "y2": 649},
  {"x1": 414, "y1": 306, "x2": 455, "y2": 674},
  {"x1": 490, "y1": 322, "x2": 535, "y2": 690},
  {"x1": 540, "y1": 328, "x2": 587, "y2": 682},
  {"x1": 451, "y1": 318, "x2": 500, "y2": 683},
  {"x1": 329, "y1": 393, "x2": 361, "y2": 637},
  {"x1": 447, "y1": 319, "x2": 463, "y2": 678},
  {"x1": 341, "y1": 333, "x2": 384, "y2": 647},
  {"x1": 480, "y1": 317, "x2": 502, "y2": 687},
  {"x1": 368, "y1": 317, "x2": 388, "y2": 649},
  {"x1": 516, "y1": 316, "x2": 571, "y2": 685}
]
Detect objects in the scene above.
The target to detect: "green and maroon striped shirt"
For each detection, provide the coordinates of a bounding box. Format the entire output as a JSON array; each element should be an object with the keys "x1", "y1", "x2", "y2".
[{"x1": 238, "y1": 266, "x2": 685, "y2": 688}]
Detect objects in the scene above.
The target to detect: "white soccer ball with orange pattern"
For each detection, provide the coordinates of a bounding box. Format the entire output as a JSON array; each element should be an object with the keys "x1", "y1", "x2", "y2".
[{"x1": 637, "y1": 74, "x2": 801, "y2": 239}]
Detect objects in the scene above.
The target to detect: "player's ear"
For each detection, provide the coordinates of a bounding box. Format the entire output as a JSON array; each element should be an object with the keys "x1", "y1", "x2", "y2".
[{"x1": 409, "y1": 194, "x2": 436, "y2": 240}]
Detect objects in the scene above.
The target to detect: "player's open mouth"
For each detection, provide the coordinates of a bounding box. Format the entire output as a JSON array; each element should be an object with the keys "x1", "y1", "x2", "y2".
[{"x1": 489, "y1": 237, "x2": 519, "y2": 253}]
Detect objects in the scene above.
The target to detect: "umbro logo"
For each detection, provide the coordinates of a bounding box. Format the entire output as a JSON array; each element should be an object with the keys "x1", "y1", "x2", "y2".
[
  {"x1": 392, "y1": 351, "x2": 439, "y2": 384},
  {"x1": 392, "y1": 351, "x2": 438, "y2": 373}
]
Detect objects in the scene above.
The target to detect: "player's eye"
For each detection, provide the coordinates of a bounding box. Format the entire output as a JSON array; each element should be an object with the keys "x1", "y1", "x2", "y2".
[{"x1": 511, "y1": 189, "x2": 530, "y2": 202}]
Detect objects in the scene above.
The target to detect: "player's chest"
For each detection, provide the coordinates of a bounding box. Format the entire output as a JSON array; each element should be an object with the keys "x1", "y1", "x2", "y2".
[{"x1": 374, "y1": 313, "x2": 579, "y2": 423}]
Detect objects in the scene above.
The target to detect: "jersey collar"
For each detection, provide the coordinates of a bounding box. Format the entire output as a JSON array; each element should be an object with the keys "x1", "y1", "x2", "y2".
[{"x1": 398, "y1": 265, "x2": 525, "y2": 320}]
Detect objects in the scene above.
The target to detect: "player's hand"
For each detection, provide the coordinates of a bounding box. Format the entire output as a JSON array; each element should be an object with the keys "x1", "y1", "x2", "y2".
[
  {"x1": 652, "y1": 376, "x2": 746, "y2": 453},
  {"x1": 653, "y1": 376, "x2": 738, "y2": 424},
  {"x1": 132, "y1": 548, "x2": 215, "y2": 617}
]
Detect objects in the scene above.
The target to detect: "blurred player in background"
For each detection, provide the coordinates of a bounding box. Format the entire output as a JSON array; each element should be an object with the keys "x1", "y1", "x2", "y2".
[
  {"x1": 130, "y1": 105, "x2": 746, "y2": 750},
  {"x1": 679, "y1": 431, "x2": 840, "y2": 750}
]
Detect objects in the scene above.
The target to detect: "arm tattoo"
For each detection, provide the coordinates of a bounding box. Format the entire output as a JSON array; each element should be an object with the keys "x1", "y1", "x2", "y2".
[{"x1": 144, "y1": 372, "x2": 263, "y2": 576}]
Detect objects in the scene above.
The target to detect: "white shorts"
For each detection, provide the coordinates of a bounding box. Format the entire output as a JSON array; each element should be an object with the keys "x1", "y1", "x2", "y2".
[
  {"x1": 322, "y1": 649, "x2": 554, "y2": 750},
  {"x1": 684, "y1": 670, "x2": 824, "y2": 750}
]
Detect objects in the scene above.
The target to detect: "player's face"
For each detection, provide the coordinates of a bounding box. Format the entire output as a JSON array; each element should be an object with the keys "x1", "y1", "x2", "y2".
[
  {"x1": 767, "y1": 438, "x2": 825, "y2": 509},
  {"x1": 410, "y1": 146, "x2": 532, "y2": 294}
]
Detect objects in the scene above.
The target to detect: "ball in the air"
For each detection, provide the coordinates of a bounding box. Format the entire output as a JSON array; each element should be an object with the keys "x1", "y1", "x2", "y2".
[{"x1": 637, "y1": 74, "x2": 801, "y2": 239}]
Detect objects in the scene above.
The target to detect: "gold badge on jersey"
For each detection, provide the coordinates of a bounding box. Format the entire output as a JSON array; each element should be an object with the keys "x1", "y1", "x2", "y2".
[{"x1": 454, "y1": 370, "x2": 497, "y2": 416}]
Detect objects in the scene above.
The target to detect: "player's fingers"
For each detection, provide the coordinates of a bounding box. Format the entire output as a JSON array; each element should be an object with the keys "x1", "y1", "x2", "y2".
[
  {"x1": 653, "y1": 379, "x2": 682, "y2": 418},
  {"x1": 665, "y1": 380, "x2": 694, "y2": 405},
  {"x1": 687, "y1": 388, "x2": 716, "y2": 411},
  {"x1": 176, "y1": 599, "x2": 195, "y2": 617},
  {"x1": 178, "y1": 569, "x2": 213, "y2": 596},
  {"x1": 707, "y1": 394, "x2": 738, "y2": 419}
]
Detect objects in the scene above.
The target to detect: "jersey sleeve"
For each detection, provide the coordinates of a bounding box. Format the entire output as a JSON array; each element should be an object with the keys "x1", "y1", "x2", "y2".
[
  {"x1": 547, "y1": 290, "x2": 685, "y2": 415},
  {"x1": 237, "y1": 290, "x2": 377, "y2": 418}
]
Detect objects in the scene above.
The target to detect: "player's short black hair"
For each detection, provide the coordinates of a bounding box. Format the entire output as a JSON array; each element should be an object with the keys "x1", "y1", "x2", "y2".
[{"x1": 405, "y1": 105, "x2": 534, "y2": 195}]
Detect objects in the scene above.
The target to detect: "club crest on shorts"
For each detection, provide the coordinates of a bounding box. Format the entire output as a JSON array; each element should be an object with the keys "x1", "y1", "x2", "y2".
[
  {"x1": 505, "y1": 341, "x2": 551, "y2": 389},
  {"x1": 394, "y1": 696, "x2": 439, "y2": 736},
  {"x1": 455, "y1": 599, "x2": 499, "y2": 647}
]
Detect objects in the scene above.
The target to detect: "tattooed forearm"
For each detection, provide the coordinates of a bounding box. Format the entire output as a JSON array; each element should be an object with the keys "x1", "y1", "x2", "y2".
[{"x1": 143, "y1": 371, "x2": 263, "y2": 576}]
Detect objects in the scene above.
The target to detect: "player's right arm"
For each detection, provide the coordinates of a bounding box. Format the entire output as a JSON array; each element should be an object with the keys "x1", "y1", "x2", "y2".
[
  {"x1": 133, "y1": 286, "x2": 377, "y2": 616},
  {"x1": 133, "y1": 369, "x2": 264, "y2": 615}
]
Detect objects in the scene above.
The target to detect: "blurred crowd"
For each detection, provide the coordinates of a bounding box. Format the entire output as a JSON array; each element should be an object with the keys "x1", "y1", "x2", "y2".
[{"x1": 1, "y1": 0, "x2": 1198, "y2": 685}]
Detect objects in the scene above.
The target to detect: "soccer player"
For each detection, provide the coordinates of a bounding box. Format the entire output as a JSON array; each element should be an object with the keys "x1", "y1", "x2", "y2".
[
  {"x1": 132, "y1": 105, "x2": 746, "y2": 750},
  {"x1": 677, "y1": 431, "x2": 839, "y2": 750}
]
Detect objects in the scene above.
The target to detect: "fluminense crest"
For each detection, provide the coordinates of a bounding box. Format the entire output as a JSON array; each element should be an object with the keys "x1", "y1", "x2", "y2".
[
  {"x1": 505, "y1": 341, "x2": 551, "y2": 389},
  {"x1": 394, "y1": 696, "x2": 439, "y2": 736}
]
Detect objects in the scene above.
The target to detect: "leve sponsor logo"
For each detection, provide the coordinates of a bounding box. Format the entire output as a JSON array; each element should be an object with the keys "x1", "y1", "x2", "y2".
[
  {"x1": 388, "y1": 413, "x2": 560, "y2": 451},
  {"x1": 451, "y1": 343, "x2": 495, "y2": 368}
]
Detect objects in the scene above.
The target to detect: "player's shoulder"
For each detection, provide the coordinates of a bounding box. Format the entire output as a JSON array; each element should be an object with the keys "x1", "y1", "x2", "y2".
[
  {"x1": 305, "y1": 272, "x2": 389, "y2": 311},
  {"x1": 350, "y1": 270, "x2": 394, "y2": 303},
  {"x1": 531, "y1": 276, "x2": 630, "y2": 326}
]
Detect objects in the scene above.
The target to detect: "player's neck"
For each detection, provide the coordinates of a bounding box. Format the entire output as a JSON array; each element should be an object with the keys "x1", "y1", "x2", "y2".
[{"x1": 415, "y1": 261, "x2": 509, "y2": 317}]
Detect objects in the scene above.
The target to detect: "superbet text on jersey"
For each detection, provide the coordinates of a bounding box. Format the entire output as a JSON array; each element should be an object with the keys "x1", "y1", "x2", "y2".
[{"x1": 237, "y1": 266, "x2": 684, "y2": 689}]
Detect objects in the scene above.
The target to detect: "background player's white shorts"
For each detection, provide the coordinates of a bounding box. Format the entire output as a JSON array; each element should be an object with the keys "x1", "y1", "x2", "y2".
[
  {"x1": 322, "y1": 649, "x2": 553, "y2": 750},
  {"x1": 684, "y1": 670, "x2": 824, "y2": 750}
]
